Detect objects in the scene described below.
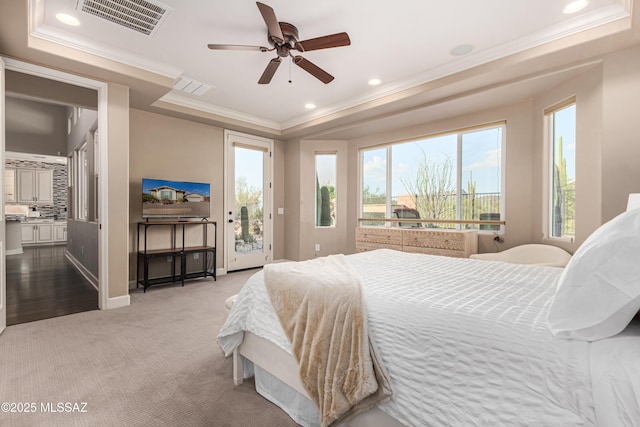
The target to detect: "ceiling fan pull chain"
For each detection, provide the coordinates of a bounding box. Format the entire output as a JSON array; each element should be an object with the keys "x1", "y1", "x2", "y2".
[{"x1": 289, "y1": 57, "x2": 292, "y2": 83}]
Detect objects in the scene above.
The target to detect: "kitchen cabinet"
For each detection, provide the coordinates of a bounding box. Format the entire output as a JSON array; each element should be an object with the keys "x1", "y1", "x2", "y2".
[
  {"x1": 21, "y1": 221, "x2": 54, "y2": 245},
  {"x1": 54, "y1": 222, "x2": 67, "y2": 242},
  {"x1": 4, "y1": 168, "x2": 16, "y2": 202},
  {"x1": 17, "y1": 169, "x2": 53, "y2": 204}
]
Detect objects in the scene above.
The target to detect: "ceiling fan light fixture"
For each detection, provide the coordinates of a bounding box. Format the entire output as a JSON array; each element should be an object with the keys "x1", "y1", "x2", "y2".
[
  {"x1": 368, "y1": 78, "x2": 381, "y2": 86},
  {"x1": 563, "y1": 0, "x2": 588, "y2": 14}
]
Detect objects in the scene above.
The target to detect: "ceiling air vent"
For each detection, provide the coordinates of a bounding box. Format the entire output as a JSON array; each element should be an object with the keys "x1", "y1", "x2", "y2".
[
  {"x1": 76, "y1": 0, "x2": 172, "y2": 36},
  {"x1": 174, "y1": 77, "x2": 213, "y2": 96}
]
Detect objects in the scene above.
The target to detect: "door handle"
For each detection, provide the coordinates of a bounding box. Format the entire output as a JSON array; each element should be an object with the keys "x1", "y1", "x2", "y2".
[{"x1": 228, "y1": 219, "x2": 234, "y2": 223}]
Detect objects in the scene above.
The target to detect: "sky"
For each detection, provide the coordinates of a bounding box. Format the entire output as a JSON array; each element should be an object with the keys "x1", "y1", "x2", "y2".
[
  {"x1": 363, "y1": 126, "x2": 503, "y2": 196},
  {"x1": 553, "y1": 104, "x2": 577, "y2": 180},
  {"x1": 235, "y1": 147, "x2": 264, "y2": 191},
  {"x1": 142, "y1": 178, "x2": 210, "y2": 196},
  {"x1": 316, "y1": 154, "x2": 336, "y2": 187},
  {"x1": 363, "y1": 110, "x2": 576, "y2": 198}
]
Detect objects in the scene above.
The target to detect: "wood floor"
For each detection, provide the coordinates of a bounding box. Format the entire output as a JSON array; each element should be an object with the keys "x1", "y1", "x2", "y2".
[{"x1": 6, "y1": 245, "x2": 98, "y2": 325}]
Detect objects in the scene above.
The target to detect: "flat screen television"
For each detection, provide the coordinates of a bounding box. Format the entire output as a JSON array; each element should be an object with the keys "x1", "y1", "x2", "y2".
[{"x1": 142, "y1": 178, "x2": 210, "y2": 219}]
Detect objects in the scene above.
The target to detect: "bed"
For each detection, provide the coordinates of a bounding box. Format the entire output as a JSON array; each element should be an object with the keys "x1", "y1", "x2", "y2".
[{"x1": 218, "y1": 209, "x2": 640, "y2": 426}]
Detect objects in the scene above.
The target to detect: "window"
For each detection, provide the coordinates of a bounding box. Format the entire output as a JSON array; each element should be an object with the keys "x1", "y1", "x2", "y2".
[
  {"x1": 360, "y1": 123, "x2": 504, "y2": 231},
  {"x1": 76, "y1": 142, "x2": 88, "y2": 220},
  {"x1": 315, "y1": 153, "x2": 337, "y2": 227},
  {"x1": 547, "y1": 101, "x2": 576, "y2": 239},
  {"x1": 361, "y1": 147, "x2": 387, "y2": 226},
  {"x1": 93, "y1": 128, "x2": 99, "y2": 220},
  {"x1": 67, "y1": 155, "x2": 74, "y2": 216}
]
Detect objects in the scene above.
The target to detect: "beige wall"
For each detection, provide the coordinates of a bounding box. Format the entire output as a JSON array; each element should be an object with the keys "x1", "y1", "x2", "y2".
[
  {"x1": 5, "y1": 97, "x2": 67, "y2": 156},
  {"x1": 129, "y1": 109, "x2": 224, "y2": 281},
  {"x1": 107, "y1": 83, "x2": 130, "y2": 299},
  {"x1": 601, "y1": 45, "x2": 640, "y2": 221},
  {"x1": 284, "y1": 140, "x2": 349, "y2": 261},
  {"x1": 129, "y1": 110, "x2": 285, "y2": 276},
  {"x1": 283, "y1": 139, "x2": 301, "y2": 261},
  {"x1": 272, "y1": 139, "x2": 285, "y2": 260},
  {"x1": 5, "y1": 70, "x2": 98, "y2": 109}
]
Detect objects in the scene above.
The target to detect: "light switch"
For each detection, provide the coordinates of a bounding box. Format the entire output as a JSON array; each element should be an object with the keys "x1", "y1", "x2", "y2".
[{"x1": 278, "y1": 208, "x2": 284, "y2": 215}]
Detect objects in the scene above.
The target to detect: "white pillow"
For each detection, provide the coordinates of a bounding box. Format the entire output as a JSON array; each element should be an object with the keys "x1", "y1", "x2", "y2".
[{"x1": 547, "y1": 208, "x2": 640, "y2": 341}]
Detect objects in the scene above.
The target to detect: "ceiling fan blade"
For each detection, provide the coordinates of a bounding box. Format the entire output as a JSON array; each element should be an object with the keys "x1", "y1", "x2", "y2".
[
  {"x1": 256, "y1": 2, "x2": 284, "y2": 44},
  {"x1": 258, "y1": 58, "x2": 282, "y2": 84},
  {"x1": 208, "y1": 44, "x2": 269, "y2": 52},
  {"x1": 293, "y1": 56, "x2": 334, "y2": 84},
  {"x1": 296, "y1": 32, "x2": 351, "y2": 52}
]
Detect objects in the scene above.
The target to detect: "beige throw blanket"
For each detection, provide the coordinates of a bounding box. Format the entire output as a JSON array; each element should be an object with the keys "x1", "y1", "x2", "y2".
[{"x1": 263, "y1": 255, "x2": 392, "y2": 427}]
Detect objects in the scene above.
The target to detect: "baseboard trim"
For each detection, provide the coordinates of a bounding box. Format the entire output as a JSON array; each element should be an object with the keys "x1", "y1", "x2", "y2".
[
  {"x1": 65, "y1": 250, "x2": 99, "y2": 291},
  {"x1": 216, "y1": 267, "x2": 227, "y2": 276},
  {"x1": 106, "y1": 294, "x2": 130, "y2": 309},
  {"x1": 6, "y1": 248, "x2": 23, "y2": 255}
]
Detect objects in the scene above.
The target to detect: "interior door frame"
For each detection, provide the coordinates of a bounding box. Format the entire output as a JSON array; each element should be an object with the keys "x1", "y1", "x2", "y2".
[
  {"x1": 1, "y1": 57, "x2": 110, "y2": 324},
  {"x1": 1, "y1": 57, "x2": 6, "y2": 334},
  {"x1": 223, "y1": 130, "x2": 273, "y2": 273}
]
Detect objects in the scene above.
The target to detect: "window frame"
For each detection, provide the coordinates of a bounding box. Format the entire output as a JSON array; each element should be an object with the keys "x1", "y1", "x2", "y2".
[
  {"x1": 315, "y1": 151, "x2": 337, "y2": 228},
  {"x1": 76, "y1": 142, "x2": 89, "y2": 220},
  {"x1": 544, "y1": 98, "x2": 576, "y2": 242},
  {"x1": 358, "y1": 122, "x2": 506, "y2": 233}
]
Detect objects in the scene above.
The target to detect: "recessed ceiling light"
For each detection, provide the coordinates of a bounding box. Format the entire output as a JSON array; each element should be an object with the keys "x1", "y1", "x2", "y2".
[
  {"x1": 450, "y1": 44, "x2": 474, "y2": 56},
  {"x1": 563, "y1": 0, "x2": 588, "y2": 14},
  {"x1": 56, "y1": 13, "x2": 80, "y2": 26},
  {"x1": 305, "y1": 103, "x2": 316, "y2": 110},
  {"x1": 368, "y1": 79, "x2": 381, "y2": 86}
]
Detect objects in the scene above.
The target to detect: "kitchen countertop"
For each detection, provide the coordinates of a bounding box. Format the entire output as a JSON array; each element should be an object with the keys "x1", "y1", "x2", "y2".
[{"x1": 5, "y1": 217, "x2": 67, "y2": 223}]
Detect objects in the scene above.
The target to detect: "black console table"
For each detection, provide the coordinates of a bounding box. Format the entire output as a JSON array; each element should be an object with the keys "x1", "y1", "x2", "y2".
[{"x1": 137, "y1": 220, "x2": 216, "y2": 292}]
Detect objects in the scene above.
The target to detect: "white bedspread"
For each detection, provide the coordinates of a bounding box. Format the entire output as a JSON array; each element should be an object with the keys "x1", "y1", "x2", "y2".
[{"x1": 219, "y1": 249, "x2": 603, "y2": 426}]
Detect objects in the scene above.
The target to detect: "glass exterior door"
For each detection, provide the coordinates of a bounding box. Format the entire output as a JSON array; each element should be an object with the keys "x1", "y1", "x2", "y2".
[{"x1": 225, "y1": 132, "x2": 271, "y2": 271}]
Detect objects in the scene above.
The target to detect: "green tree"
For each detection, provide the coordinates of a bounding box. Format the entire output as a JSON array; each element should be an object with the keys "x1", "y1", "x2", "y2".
[
  {"x1": 316, "y1": 173, "x2": 322, "y2": 226},
  {"x1": 235, "y1": 176, "x2": 263, "y2": 237},
  {"x1": 553, "y1": 137, "x2": 575, "y2": 237},
  {"x1": 362, "y1": 185, "x2": 386, "y2": 204},
  {"x1": 462, "y1": 171, "x2": 477, "y2": 223},
  {"x1": 401, "y1": 150, "x2": 456, "y2": 223}
]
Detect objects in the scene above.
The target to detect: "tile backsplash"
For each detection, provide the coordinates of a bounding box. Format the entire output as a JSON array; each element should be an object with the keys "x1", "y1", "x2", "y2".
[{"x1": 5, "y1": 158, "x2": 68, "y2": 220}]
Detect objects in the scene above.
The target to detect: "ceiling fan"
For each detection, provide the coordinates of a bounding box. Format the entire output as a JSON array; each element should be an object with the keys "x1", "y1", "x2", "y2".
[{"x1": 207, "y1": 2, "x2": 351, "y2": 84}]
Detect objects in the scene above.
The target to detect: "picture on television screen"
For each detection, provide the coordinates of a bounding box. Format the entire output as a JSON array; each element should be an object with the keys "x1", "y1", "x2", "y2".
[{"x1": 142, "y1": 178, "x2": 210, "y2": 218}]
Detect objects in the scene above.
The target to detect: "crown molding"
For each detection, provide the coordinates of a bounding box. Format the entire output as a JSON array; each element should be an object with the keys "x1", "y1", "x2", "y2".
[
  {"x1": 155, "y1": 92, "x2": 282, "y2": 131},
  {"x1": 280, "y1": 3, "x2": 631, "y2": 130},
  {"x1": 27, "y1": 0, "x2": 632, "y2": 131}
]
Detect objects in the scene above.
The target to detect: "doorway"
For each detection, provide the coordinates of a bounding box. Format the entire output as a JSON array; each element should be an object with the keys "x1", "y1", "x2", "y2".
[
  {"x1": 1, "y1": 57, "x2": 110, "y2": 333},
  {"x1": 4, "y1": 97, "x2": 99, "y2": 325},
  {"x1": 225, "y1": 131, "x2": 273, "y2": 271}
]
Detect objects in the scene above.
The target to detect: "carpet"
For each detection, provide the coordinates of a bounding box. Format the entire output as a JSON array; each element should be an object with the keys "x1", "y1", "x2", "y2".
[{"x1": 0, "y1": 269, "x2": 298, "y2": 427}]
